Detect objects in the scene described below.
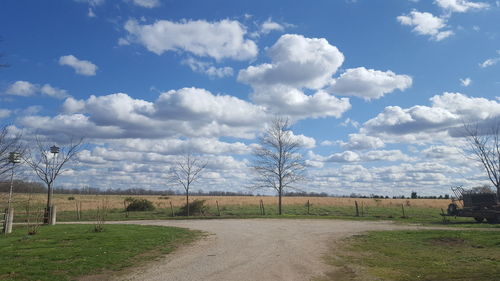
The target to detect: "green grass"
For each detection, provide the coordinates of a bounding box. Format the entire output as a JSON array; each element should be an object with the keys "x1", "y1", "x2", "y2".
[
  {"x1": 328, "y1": 230, "x2": 500, "y2": 281},
  {"x1": 49, "y1": 204, "x2": 500, "y2": 228},
  {"x1": 0, "y1": 224, "x2": 199, "y2": 281}
]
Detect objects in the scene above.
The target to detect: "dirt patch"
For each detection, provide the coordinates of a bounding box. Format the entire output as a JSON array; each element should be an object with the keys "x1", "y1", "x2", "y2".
[{"x1": 428, "y1": 237, "x2": 466, "y2": 246}]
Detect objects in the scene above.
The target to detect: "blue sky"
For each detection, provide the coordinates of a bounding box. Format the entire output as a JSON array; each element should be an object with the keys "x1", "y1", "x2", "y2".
[{"x1": 1, "y1": 0, "x2": 499, "y2": 196}]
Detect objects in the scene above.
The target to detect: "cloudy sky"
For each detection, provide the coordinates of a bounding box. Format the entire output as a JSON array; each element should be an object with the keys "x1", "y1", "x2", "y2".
[{"x1": 1, "y1": 0, "x2": 499, "y2": 196}]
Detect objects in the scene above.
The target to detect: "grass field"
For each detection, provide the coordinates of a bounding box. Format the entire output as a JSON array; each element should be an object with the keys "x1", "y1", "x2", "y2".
[
  {"x1": 0, "y1": 192, "x2": 453, "y2": 211},
  {"x1": 327, "y1": 230, "x2": 500, "y2": 281},
  {"x1": 0, "y1": 224, "x2": 199, "y2": 281},
  {"x1": 3, "y1": 192, "x2": 498, "y2": 227}
]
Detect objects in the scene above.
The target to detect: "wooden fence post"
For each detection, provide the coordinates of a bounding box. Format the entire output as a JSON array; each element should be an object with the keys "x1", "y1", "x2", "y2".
[
  {"x1": 307, "y1": 200, "x2": 310, "y2": 215},
  {"x1": 401, "y1": 204, "x2": 406, "y2": 218},
  {"x1": 170, "y1": 201, "x2": 175, "y2": 217},
  {"x1": 361, "y1": 202, "x2": 364, "y2": 216},
  {"x1": 216, "y1": 200, "x2": 221, "y2": 216},
  {"x1": 260, "y1": 199, "x2": 266, "y2": 216},
  {"x1": 355, "y1": 201, "x2": 359, "y2": 217}
]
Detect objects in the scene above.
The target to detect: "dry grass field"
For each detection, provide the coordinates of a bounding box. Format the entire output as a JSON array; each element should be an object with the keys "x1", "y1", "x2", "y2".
[{"x1": 1, "y1": 192, "x2": 453, "y2": 212}]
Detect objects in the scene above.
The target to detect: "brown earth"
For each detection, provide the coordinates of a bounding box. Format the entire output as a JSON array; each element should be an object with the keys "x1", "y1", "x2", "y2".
[{"x1": 95, "y1": 219, "x2": 431, "y2": 281}]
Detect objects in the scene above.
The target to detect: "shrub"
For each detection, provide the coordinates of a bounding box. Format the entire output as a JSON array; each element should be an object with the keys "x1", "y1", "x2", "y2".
[
  {"x1": 68, "y1": 196, "x2": 75, "y2": 200},
  {"x1": 125, "y1": 198, "x2": 155, "y2": 212},
  {"x1": 176, "y1": 199, "x2": 208, "y2": 216}
]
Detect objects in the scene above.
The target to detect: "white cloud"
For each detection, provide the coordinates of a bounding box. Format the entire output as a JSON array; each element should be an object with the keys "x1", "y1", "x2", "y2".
[
  {"x1": 123, "y1": 19, "x2": 258, "y2": 61},
  {"x1": 260, "y1": 19, "x2": 285, "y2": 34},
  {"x1": 6, "y1": 81, "x2": 38, "y2": 96},
  {"x1": 5, "y1": 81, "x2": 69, "y2": 99},
  {"x1": 326, "y1": 151, "x2": 361, "y2": 162},
  {"x1": 328, "y1": 67, "x2": 412, "y2": 100},
  {"x1": 0, "y1": 109, "x2": 10, "y2": 119},
  {"x1": 397, "y1": 10, "x2": 454, "y2": 41},
  {"x1": 435, "y1": 0, "x2": 489, "y2": 13},
  {"x1": 322, "y1": 149, "x2": 411, "y2": 163},
  {"x1": 181, "y1": 57, "x2": 233, "y2": 78},
  {"x1": 40, "y1": 84, "x2": 70, "y2": 99},
  {"x1": 87, "y1": 8, "x2": 96, "y2": 18},
  {"x1": 250, "y1": 86, "x2": 351, "y2": 119},
  {"x1": 75, "y1": 0, "x2": 105, "y2": 6},
  {"x1": 239, "y1": 34, "x2": 344, "y2": 89},
  {"x1": 59, "y1": 55, "x2": 98, "y2": 76},
  {"x1": 362, "y1": 92, "x2": 500, "y2": 140},
  {"x1": 339, "y1": 133, "x2": 385, "y2": 150},
  {"x1": 131, "y1": 0, "x2": 160, "y2": 8},
  {"x1": 480, "y1": 57, "x2": 500, "y2": 68},
  {"x1": 238, "y1": 34, "x2": 351, "y2": 119},
  {"x1": 340, "y1": 118, "x2": 360, "y2": 128},
  {"x1": 460, "y1": 77, "x2": 471, "y2": 86},
  {"x1": 49, "y1": 88, "x2": 269, "y2": 139}
]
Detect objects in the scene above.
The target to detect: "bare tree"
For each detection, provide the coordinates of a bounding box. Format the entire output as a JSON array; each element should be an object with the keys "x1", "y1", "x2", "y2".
[
  {"x1": 463, "y1": 123, "x2": 500, "y2": 199},
  {"x1": 169, "y1": 152, "x2": 207, "y2": 216},
  {"x1": 252, "y1": 117, "x2": 306, "y2": 215},
  {"x1": 24, "y1": 136, "x2": 83, "y2": 223},
  {"x1": 0, "y1": 125, "x2": 23, "y2": 180}
]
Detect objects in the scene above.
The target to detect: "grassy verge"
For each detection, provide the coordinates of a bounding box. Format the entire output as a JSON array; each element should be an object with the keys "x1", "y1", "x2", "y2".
[
  {"x1": 326, "y1": 230, "x2": 500, "y2": 281},
  {"x1": 0, "y1": 224, "x2": 200, "y2": 281},
  {"x1": 49, "y1": 204, "x2": 500, "y2": 228}
]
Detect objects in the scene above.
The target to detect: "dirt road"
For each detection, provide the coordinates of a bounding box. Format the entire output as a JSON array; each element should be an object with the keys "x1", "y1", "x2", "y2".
[{"x1": 105, "y1": 219, "x2": 420, "y2": 281}]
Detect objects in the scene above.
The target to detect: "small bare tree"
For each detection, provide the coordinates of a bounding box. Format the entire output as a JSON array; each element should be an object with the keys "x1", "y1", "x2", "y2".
[
  {"x1": 24, "y1": 136, "x2": 83, "y2": 223},
  {"x1": 169, "y1": 152, "x2": 207, "y2": 216},
  {"x1": 463, "y1": 123, "x2": 500, "y2": 199},
  {"x1": 0, "y1": 125, "x2": 23, "y2": 180},
  {"x1": 252, "y1": 117, "x2": 305, "y2": 215}
]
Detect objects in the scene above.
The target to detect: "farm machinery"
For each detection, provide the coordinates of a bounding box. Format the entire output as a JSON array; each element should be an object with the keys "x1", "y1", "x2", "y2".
[{"x1": 444, "y1": 186, "x2": 500, "y2": 223}]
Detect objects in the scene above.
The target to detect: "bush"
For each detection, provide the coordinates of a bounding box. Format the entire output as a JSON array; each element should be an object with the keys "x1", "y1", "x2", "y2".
[
  {"x1": 125, "y1": 198, "x2": 156, "y2": 212},
  {"x1": 176, "y1": 199, "x2": 208, "y2": 216},
  {"x1": 68, "y1": 196, "x2": 75, "y2": 200}
]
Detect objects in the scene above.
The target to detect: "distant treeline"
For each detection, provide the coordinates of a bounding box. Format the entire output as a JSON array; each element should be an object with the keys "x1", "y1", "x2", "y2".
[{"x1": 0, "y1": 180, "x2": 450, "y2": 199}]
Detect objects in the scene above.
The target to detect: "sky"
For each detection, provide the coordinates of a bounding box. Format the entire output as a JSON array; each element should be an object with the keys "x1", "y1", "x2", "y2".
[{"x1": 1, "y1": 0, "x2": 499, "y2": 196}]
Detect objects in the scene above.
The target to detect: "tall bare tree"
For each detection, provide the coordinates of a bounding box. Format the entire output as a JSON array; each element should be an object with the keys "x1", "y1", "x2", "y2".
[
  {"x1": 252, "y1": 117, "x2": 306, "y2": 215},
  {"x1": 24, "y1": 136, "x2": 83, "y2": 222},
  {"x1": 169, "y1": 152, "x2": 207, "y2": 216},
  {"x1": 463, "y1": 123, "x2": 500, "y2": 199}
]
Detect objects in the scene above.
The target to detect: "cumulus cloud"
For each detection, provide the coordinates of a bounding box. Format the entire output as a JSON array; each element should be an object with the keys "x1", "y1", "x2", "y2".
[
  {"x1": 40, "y1": 84, "x2": 70, "y2": 99},
  {"x1": 435, "y1": 0, "x2": 489, "y2": 13},
  {"x1": 238, "y1": 34, "x2": 352, "y2": 119},
  {"x1": 321, "y1": 149, "x2": 411, "y2": 163},
  {"x1": 5, "y1": 81, "x2": 69, "y2": 99},
  {"x1": 181, "y1": 57, "x2": 233, "y2": 78},
  {"x1": 48, "y1": 88, "x2": 269, "y2": 139},
  {"x1": 6, "y1": 81, "x2": 38, "y2": 96},
  {"x1": 75, "y1": 0, "x2": 104, "y2": 6},
  {"x1": 114, "y1": 138, "x2": 251, "y2": 155},
  {"x1": 339, "y1": 134, "x2": 385, "y2": 150},
  {"x1": 0, "y1": 109, "x2": 10, "y2": 119},
  {"x1": 328, "y1": 67, "x2": 412, "y2": 100},
  {"x1": 460, "y1": 77, "x2": 471, "y2": 86},
  {"x1": 397, "y1": 10, "x2": 454, "y2": 41},
  {"x1": 123, "y1": 19, "x2": 258, "y2": 61},
  {"x1": 260, "y1": 19, "x2": 285, "y2": 34},
  {"x1": 59, "y1": 55, "x2": 98, "y2": 76},
  {"x1": 239, "y1": 34, "x2": 344, "y2": 89},
  {"x1": 480, "y1": 57, "x2": 500, "y2": 68},
  {"x1": 131, "y1": 0, "x2": 160, "y2": 8},
  {"x1": 238, "y1": 34, "x2": 410, "y2": 119},
  {"x1": 249, "y1": 86, "x2": 351, "y2": 119},
  {"x1": 362, "y1": 92, "x2": 500, "y2": 139}
]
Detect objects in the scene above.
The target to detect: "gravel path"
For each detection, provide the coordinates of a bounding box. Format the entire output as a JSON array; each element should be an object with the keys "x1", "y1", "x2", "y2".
[{"x1": 104, "y1": 219, "x2": 423, "y2": 281}]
